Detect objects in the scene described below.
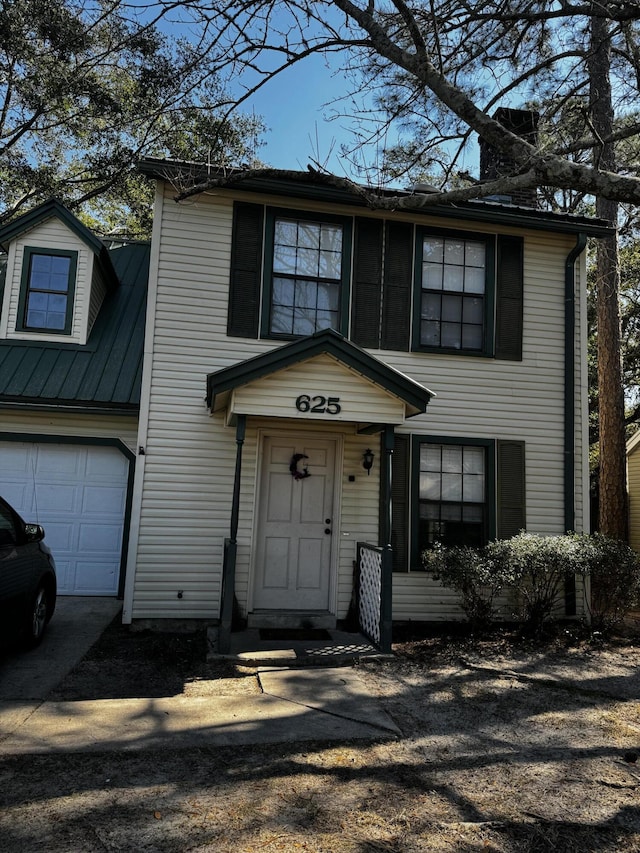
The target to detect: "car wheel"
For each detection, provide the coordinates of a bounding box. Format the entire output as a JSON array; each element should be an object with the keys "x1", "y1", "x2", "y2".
[{"x1": 26, "y1": 585, "x2": 49, "y2": 648}]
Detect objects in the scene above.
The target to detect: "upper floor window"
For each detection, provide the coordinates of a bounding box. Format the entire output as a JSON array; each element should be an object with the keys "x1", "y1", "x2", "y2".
[
  {"x1": 414, "y1": 230, "x2": 495, "y2": 355},
  {"x1": 18, "y1": 247, "x2": 77, "y2": 334},
  {"x1": 263, "y1": 211, "x2": 351, "y2": 339}
]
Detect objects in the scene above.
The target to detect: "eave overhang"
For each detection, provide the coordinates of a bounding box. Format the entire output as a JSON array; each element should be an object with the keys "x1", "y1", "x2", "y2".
[
  {"x1": 206, "y1": 329, "x2": 434, "y2": 422},
  {"x1": 139, "y1": 158, "x2": 615, "y2": 238}
]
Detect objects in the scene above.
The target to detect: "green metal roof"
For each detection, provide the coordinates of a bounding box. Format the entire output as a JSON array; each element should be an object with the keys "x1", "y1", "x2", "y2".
[
  {"x1": 0, "y1": 242, "x2": 149, "y2": 413},
  {"x1": 207, "y1": 328, "x2": 435, "y2": 418}
]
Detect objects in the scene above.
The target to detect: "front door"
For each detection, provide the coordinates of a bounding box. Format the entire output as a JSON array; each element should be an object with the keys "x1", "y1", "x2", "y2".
[{"x1": 253, "y1": 436, "x2": 336, "y2": 611}]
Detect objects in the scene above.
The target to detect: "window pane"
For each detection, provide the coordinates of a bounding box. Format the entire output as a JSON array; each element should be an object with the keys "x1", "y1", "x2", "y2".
[
  {"x1": 271, "y1": 304, "x2": 293, "y2": 334},
  {"x1": 462, "y1": 324, "x2": 483, "y2": 350},
  {"x1": 463, "y1": 447, "x2": 485, "y2": 474},
  {"x1": 273, "y1": 244, "x2": 297, "y2": 274},
  {"x1": 441, "y1": 504, "x2": 462, "y2": 521},
  {"x1": 420, "y1": 471, "x2": 441, "y2": 500},
  {"x1": 464, "y1": 266, "x2": 485, "y2": 294},
  {"x1": 423, "y1": 237, "x2": 444, "y2": 263},
  {"x1": 441, "y1": 473, "x2": 462, "y2": 501},
  {"x1": 441, "y1": 322, "x2": 461, "y2": 349},
  {"x1": 423, "y1": 263, "x2": 443, "y2": 290},
  {"x1": 462, "y1": 297, "x2": 483, "y2": 324},
  {"x1": 50, "y1": 256, "x2": 71, "y2": 276},
  {"x1": 320, "y1": 250, "x2": 341, "y2": 280},
  {"x1": 48, "y1": 294, "x2": 67, "y2": 313},
  {"x1": 296, "y1": 280, "x2": 317, "y2": 309},
  {"x1": 443, "y1": 264, "x2": 464, "y2": 291},
  {"x1": 272, "y1": 278, "x2": 294, "y2": 306},
  {"x1": 296, "y1": 247, "x2": 319, "y2": 276},
  {"x1": 421, "y1": 320, "x2": 440, "y2": 347},
  {"x1": 297, "y1": 222, "x2": 320, "y2": 249},
  {"x1": 442, "y1": 294, "x2": 462, "y2": 323},
  {"x1": 28, "y1": 292, "x2": 48, "y2": 310},
  {"x1": 444, "y1": 240, "x2": 464, "y2": 265},
  {"x1": 292, "y1": 312, "x2": 316, "y2": 336},
  {"x1": 422, "y1": 292, "x2": 441, "y2": 320},
  {"x1": 463, "y1": 473, "x2": 484, "y2": 502},
  {"x1": 421, "y1": 444, "x2": 442, "y2": 471},
  {"x1": 31, "y1": 271, "x2": 55, "y2": 290},
  {"x1": 274, "y1": 220, "x2": 298, "y2": 245},
  {"x1": 314, "y1": 309, "x2": 338, "y2": 330},
  {"x1": 31, "y1": 255, "x2": 52, "y2": 273},
  {"x1": 320, "y1": 225, "x2": 342, "y2": 252},
  {"x1": 26, "y1": 309, "x2": 46, "y2": 327},
  {"x1": 317, "y1": 282, "x2": 339, "y2": 311},
  {"x1": 442, "y1": 446, "x2": 462, "y2": 473},
  {"x1": 463, "y1": 505, "x2": 484, "y2": 522},
  {"x1": 465, "y1": 241, "x2": 485, "y2": 267},
  {"x1": 47, "y1": 311, "x2": 66, "y2": 330}
]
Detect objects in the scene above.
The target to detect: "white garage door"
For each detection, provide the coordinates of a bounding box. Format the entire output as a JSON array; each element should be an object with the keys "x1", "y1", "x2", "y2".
[{"x1": 0, "y1": 441, "x2": 129, "y2": 595}]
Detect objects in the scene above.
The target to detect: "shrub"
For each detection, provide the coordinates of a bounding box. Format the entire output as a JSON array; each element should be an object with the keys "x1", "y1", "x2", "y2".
[
  {"x1": 496, "y1": 533, "x2": 582, "y2": 635},
  {"x1": 573, "y1": 533, "x2": 640, "y2": 630},
  {"x1": 423, "y1": 543, "x2": 507, "y2": 631}
]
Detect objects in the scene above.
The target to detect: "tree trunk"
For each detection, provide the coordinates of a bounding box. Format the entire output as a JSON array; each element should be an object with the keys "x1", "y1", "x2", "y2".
[{"x1": 589, "y1": 12, "x2": 628, "y2": 539}]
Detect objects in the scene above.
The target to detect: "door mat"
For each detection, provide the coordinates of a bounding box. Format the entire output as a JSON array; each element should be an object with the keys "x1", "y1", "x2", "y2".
[{"x1": 259, "y1": 628, "x2": 332, "y2": 641}]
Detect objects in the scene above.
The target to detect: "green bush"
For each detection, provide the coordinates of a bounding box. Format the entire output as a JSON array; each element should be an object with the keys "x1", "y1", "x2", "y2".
[
  {"x1": 422, "y1": 543, "x2": 507, "y2": 631},
  {"x1": 574, "y1": 533, "x2": 640, "y2": 630},
  {"x1": 423, "y1": 532, "x2": 640, "y2": 636}
]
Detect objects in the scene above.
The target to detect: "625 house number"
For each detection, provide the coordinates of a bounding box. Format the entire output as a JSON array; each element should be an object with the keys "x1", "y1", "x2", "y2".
[{"x1": 295, "y1": 394, "x2": 341, "y2": 415}]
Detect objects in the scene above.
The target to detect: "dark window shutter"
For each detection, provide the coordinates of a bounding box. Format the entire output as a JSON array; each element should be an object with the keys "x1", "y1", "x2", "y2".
[
  {"x1": 351, "y1": 217, "x2": 383, "y2": 348},
  {"x1": 227, "y1": 202, "x2": 263, "y2": 338},
  {"x1": 381, "y1": 222, "x2": 412, "y2": 351},
  {"x1": 495, "y1": 235, "x2": 523, "y2": 360},
  {"x1": 497, "y1": 439, "x2": 526, "y2": 538},
  {"x1": 390, "y1": 433, "x2": 409, "y2": 572}
]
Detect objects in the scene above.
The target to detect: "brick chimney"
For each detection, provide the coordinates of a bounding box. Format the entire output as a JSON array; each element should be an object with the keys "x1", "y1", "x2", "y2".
[{"x1": 478, "y1": 107, "x2": 539, "y2": 208}]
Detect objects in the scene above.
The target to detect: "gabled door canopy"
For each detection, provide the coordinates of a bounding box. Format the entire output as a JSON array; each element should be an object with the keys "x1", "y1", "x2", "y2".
[{"x1": 206, "y1": 328, "x2": 434, "y2": 425}]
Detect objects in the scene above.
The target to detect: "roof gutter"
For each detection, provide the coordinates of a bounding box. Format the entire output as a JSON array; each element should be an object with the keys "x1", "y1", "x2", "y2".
[{"x1": 565, "y1": 232, "x2": 588, "y2": 533}]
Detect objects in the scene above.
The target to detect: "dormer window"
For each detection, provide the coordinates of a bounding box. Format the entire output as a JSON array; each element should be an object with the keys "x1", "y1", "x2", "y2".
[{"x1": 18, "y1": 247, "x2": 77, "y2": 334}]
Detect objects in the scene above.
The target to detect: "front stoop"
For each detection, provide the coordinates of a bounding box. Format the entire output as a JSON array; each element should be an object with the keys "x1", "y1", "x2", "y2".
[
  {"x1": 246, "y1": 610, "x2": 337, "y2": 630},
  {"x1": 207, "y1": 626, "x2": 392, "y2": 666}
]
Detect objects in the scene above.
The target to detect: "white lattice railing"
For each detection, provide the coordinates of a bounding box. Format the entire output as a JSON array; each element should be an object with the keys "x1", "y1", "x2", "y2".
[{"x1": 357, "y1": 542, "x2": 383, "y2": 646}]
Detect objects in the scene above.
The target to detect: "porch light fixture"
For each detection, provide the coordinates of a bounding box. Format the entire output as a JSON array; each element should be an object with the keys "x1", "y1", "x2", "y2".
[{"x1": 362, "y1": 448, "x2": 374, "y2": 475}]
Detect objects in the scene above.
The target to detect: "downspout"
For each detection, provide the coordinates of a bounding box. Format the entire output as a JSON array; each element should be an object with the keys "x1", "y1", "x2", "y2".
[
  {"x1": 564, "y1": 232, "x2": 588, "y2": 534},
  {"x1": 564, "y1": 232, "x2": 587, "y2": 618}
]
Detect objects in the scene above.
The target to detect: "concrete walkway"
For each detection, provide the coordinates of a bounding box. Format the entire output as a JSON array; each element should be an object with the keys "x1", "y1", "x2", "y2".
[
  {"x1": 0, "y1": 600, "x2": 400, "y2": 753},
  {"x1": 0, "y1": 667, "x2": 400, "y2": 754}
]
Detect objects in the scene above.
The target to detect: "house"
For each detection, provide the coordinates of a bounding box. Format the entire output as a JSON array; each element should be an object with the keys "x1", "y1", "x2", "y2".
[
  {"x1": 627, "y1": 431, "x2": 640, "y2": 553},
  {"x1": 0, "y1": 148, "x2": 612, "y2": 651},
  {"x1": 0, "y1": 200, "x2": 149, "y2": 597}
]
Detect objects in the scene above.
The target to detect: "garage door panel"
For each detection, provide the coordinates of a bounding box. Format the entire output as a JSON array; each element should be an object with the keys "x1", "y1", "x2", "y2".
[
  {"x1": 72, "y1": 561, "x2": 118, "y2": 595},
  {"x1": 0, "y1": 441, "x2": 128, "y2": 596},
  {"x1": 35, "y1": 445, "x2": 85, "y2": 477},
  {"x1": 79, "y1": 522, "x2": 124, "y2": 552},
  {"x1": 86, "y1": 452, "x2": 129, "y2": 478},
  {"x1": 36, "y1": 484, "x2": 78, "y2": 512},
  {"x1": 82, "y1": 486, "x2": 126, "y2": 515},
  {"x1": 41, "y1": 522, "x2": 75, "y2": 552}
]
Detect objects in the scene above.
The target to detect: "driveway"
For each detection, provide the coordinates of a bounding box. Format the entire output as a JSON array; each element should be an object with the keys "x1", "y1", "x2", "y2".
[{"x1": 0, "y1": 596, "x2": 122, "y2": 700}]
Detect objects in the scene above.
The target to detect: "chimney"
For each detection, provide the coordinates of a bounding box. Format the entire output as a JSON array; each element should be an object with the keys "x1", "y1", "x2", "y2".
[{"x1": 478, "y1": 107, "x2": 539, "y2": 208}]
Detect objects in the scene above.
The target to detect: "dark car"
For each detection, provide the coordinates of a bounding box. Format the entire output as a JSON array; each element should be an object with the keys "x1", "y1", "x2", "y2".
[{"x1": 0, "y1": 496, "x2": 57, "y2": 648}]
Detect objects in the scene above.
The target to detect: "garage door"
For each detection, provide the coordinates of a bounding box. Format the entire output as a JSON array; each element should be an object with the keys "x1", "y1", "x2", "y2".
[{"x1": 0, "y1": 441, "x2": 129, "y2": 595}]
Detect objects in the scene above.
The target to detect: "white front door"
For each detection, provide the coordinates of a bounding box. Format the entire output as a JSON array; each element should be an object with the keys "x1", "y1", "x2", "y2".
[{"x1": 253, "y1": 436, "x2": 336, "y2": 611}]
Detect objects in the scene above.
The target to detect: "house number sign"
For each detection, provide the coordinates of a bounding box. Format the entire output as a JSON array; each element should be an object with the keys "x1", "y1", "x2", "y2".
[{"x1": 295, "y1": 394, "x2": 341, "y2": 415}]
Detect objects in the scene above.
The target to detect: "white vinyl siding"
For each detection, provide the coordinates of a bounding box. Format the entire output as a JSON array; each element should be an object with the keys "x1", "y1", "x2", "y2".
[
  {"x1": 230, "y1": 354, "x2": 406, "y2": 424},
  {"x1": 0, "y1": 410, "x2": 138, "y2": 451},
  {"x1": 126, "y1": 185, "x2": 588, "y2": 623}
]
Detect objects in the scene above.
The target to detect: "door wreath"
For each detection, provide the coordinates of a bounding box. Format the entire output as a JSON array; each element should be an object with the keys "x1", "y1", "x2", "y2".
[{"x1": 289, "y1": 453, "x2": 311, "y2": 480}]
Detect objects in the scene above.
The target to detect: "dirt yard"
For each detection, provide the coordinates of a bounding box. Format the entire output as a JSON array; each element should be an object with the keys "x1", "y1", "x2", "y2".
[{"x1": 1, "y1": 619, "x2": 640, "y2": 852}]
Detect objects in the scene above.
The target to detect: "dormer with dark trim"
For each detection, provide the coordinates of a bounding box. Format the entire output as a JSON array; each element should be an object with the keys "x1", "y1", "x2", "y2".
[{"x1": 0, "y1": 200, "x2": 119, "y2": 345}]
